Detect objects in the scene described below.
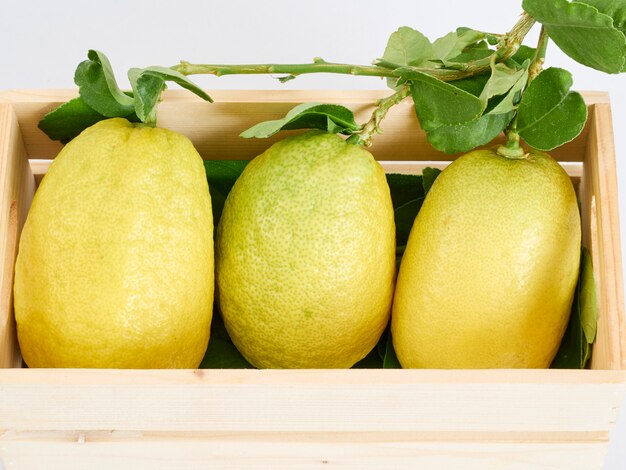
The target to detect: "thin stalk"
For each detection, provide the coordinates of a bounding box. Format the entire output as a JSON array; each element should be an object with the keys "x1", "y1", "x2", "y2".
[
  {"x1": 172, "y1": 14, "x2": 536, "y2": 84},
  {"x1": 347, "y1": 86, "x2": 411, "y2": 146},
  {"x1": 499, "y1": 24, "x2": 548, "y2": 159}
]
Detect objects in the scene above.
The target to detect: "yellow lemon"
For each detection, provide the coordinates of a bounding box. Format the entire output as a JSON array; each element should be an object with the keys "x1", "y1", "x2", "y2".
[
  {"x1": 14, "y1": 118, "x2": 214, "y2": 368},
  {"x1": 392, "y1": 148, "x2": 581, "y2": 368},
  {"x1": 216, "y1": 132, "x2": 395, "y2": 368}
]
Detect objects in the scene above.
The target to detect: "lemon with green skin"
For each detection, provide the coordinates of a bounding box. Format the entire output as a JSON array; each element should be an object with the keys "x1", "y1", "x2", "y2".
[
  {"x1": 14, "y1": 118, "x2": 214, "y2": 368},
  {"x1": 392, "y1": 148, "x2": 581, "y2": 369},
  {"x1": 216, "y1": 132, "x2": 396, "y2": 369}
]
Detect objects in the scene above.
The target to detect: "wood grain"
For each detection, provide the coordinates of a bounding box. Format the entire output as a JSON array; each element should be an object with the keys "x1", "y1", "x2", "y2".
[{"x1": 0, "y1": 104, "x2": 32, "y2": 368}]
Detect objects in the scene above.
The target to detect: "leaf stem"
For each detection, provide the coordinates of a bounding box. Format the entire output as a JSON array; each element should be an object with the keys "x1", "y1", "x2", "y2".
[{"x1": 347, "y1": 86, "x2": 410, "y2": 146}]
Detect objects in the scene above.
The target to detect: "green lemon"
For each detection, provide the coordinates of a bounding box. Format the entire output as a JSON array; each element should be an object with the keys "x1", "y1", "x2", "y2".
[
  {"x1": 216, "y1": 132, "x2": 396, "y2": 368},
  {"x1": 14, "y1": 118, "x2": 214, "y2": 368},
  {"x1": 392, "y1": 148, "x2": 581, "y2": 368}
]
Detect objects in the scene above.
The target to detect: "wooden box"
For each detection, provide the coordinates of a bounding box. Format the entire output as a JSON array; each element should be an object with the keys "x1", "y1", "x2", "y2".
[{"x1": 0, "y1": 90, "x2": 625, "y2": 469}]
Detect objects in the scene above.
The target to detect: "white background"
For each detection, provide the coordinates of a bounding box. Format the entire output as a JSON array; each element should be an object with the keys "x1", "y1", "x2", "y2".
[{"x1": 1, "y1": 0, "x2": 624, "y2": 467}]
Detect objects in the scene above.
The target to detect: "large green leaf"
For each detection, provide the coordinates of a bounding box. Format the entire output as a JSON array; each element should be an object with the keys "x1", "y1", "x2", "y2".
[
  {"x1": 38, "y1": 97, "x2": 109, "y2": 144},
  {"x1": 425, "y1": 111, "x2": 514, "y2": 154},
  {"x1": 516, "y1": 68, "x2": 587, "y2": 151},
  {"x1": 523, "y1": 0, "x2": 626, "y2": 73},
  {"x1": 405, "y1": 71, "x2": 484, "y2": 130}
]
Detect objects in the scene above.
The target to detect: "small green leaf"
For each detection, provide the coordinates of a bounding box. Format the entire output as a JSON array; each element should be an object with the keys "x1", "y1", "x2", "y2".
[
  {"x1": 382, "y1": 26, "x2": 433, "y2": 67},
  {"x1": 523, "y1": 0, "x2": 626, "y2": 73},
  {"x1": 37, "y1": 97, "x2": 108, "y2": 144},
  {"x1": 404, "y1": 71, "x2": 484, "y2": 130},
  {"x1": 127, "y1": 66, "x2": 212, "y2": 124},
  {"x1": 516, "y1": 67, "x2": 588, "y2": 151},
  {"x1": 127, "y1": 68, "x2": 165, "y2": 124},
  {"x1": 479, "y1": 62, "x2": 527, "y2": 106},
  {"x1": 425, "y1": 111, "x2": 514, "y2": 154},
  {"x1": 551, "y1": 248, "x2": 598, "y2": 369},
  {"x1": 578, "y1": 248, "x2": 598, "y2": 345},
  {"x1": 74, "y1": 50, "x2": 135, "y2": 117},
  {"x1": 487, "y1": 62, "x2": 529, "y2": 115},
  {"x1": 447, "y1": 73, "x2": 491, "y2": 98},
  {"x1": 240, "y1": 103, "x2": 360, "y2": 139},
  {"x1": 432, "y1": 28, "x2": 487, "y2": 62},
  {"x1": 204, "y1": 160, "x2": 249, "y2": 225},
  {"x1": 422, "y1": 167, "x2": 442, "y2": 194}
]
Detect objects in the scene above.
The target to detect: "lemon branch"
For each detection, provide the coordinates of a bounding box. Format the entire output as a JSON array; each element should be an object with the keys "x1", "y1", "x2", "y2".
[
  {"x1": 172, "y1": 14, "x2": 535, "y2": 84},
  {"x1": 499, "y1": 25, "x2": 549, "y2": 159},
  {"x1": 347, "y1": 86, "x2": 411, "y2": 146}
]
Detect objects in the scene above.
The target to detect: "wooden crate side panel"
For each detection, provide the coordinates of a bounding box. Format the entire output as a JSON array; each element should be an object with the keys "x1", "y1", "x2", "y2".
[
  {"x1": 0, "y1": 431, "x2": 611, "y2": 470},
  {"x1": 0, "y1": 104, "x2": 32, "y2": 368},
  {"x1": 1, "y1": 369, "x2": 625, "y2": 434},
  {"x1": 0, "y1": 89, "x2": 592, "y2": 162},
  {"x1": 585, "y1": 104, "x2": 626, "y2": 371}
]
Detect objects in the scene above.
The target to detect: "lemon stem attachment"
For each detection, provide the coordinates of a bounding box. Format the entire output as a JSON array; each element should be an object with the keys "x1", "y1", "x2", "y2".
[{"x1": 498, "y1": 129, "x2": 526, "y2": 159}]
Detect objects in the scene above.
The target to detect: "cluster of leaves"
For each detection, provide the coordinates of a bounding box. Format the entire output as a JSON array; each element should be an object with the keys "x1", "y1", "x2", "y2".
[
  {"x1": 38, "y1": 50, "x2": 211, "y2": 143},
  {"x1": 199, "y1": 160, "x2": 596, "y2": 370},
  {"x1": 242, "y1": 0, "x2": 625, "y2": 153}
]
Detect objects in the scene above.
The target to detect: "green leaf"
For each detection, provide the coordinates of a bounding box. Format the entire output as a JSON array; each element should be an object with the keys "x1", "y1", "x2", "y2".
[
  {"x1": 204, "y1": 160, "x2": 249, "y2": 225},
  {"x1": 551, "y1": 248, "x2": 598, "y2": 369},
  {"x1": 516, "y1": 68, "x2": 588, "y2": 151},
  {"x1": 425, "y1": 111, "x2": 515, "y2": 154},
  {"x1": 523, "y1": 0, "x2": 626, "y2": 73},
  {"x1": 386, "y1": 169, "x2": 440, "y2": 252},
  {"x1": 432, "y1": 28, "x2": 487, "y2": 62},
  {"x1": 382, "y1": 27, "x2": 433, "y2": 67},
  {"x1": 422, "y1": 167, "x2": 441, "y2": 194},
  {"x1": 507, "y1": 45, "x2": 537, "y2": 67},
  {"x1": 127, "y1": 66, "x2": 212, "y2": 124},
  {"x1": 240, "y1": 103, "x2": 360, "y2": 138},
  {"x1": 487, "y1": 62, "x2": 529, "y2": 115},
  {"x1": 127, "y1": 68, "x2": 165, "y2": 124},
  {"x1": 582, "y1": 0, "x2": 626, "y2": 37},
  {"x1": 479, "y1": 62, "x2": 527, "y2": 106},
  {"x1": 447, "y1": 74, "x2": 491, "y2": 98},
  {"x1": 37, "y1": 97, "x2": 108, "y2": 144},
  {"x1": 404, "y1": 71, "x2": 484, "y2": 130},
  {"x1": 74, "y1": 50, "x2": 135, "y2": 117}
]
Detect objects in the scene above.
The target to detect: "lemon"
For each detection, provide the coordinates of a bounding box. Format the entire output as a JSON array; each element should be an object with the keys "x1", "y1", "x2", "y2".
[
  {"x1": 392, "y1": 148, "x2": 581, "y2": 368},
  {"x1": 14, "y1": 118, "x2": 214, "y2": 368},
  {"x1": 216, "y1": 132, "x2": 395, "y2": 368}
]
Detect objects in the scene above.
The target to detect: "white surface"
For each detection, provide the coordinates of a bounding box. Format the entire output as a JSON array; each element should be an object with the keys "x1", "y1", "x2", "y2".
[{"x1": 0, "y1": 0, "x2": 625, "y2": 467}]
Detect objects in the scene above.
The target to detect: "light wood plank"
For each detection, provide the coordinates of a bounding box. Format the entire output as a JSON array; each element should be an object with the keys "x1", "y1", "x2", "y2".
[
  {"x1": 0, "y1": 104, "x2": 32, "y2": 368},
  {"x1": 0, "y1": 430, "x2": 611, "y2": 470},
  {"x1": 586, "y1": 104, "x2": 626, "y2": 371},
  {"x1": 0, "y1": 369, "x2": 625, "y2": 433},
  {"x1": 0, "y1": 89, "x2": 598, "y2": 162}
]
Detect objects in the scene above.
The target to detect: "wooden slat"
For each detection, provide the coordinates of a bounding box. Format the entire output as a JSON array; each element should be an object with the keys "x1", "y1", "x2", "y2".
[
  {"x1": 0, "y1": 89, "x2": 599, "y2": 162},
  {"x1": 0, "y1": 104, "x2": 32, "y2": 368},
  {"x1": 0, "y1": 430, "x2": 612, "y2": 470},
  {"x1": 0, "y1": 369, "x2": 625, "y2": 433},
  {"x1": 585, "y1": 104, "x2": 626, "y2": 371}
]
